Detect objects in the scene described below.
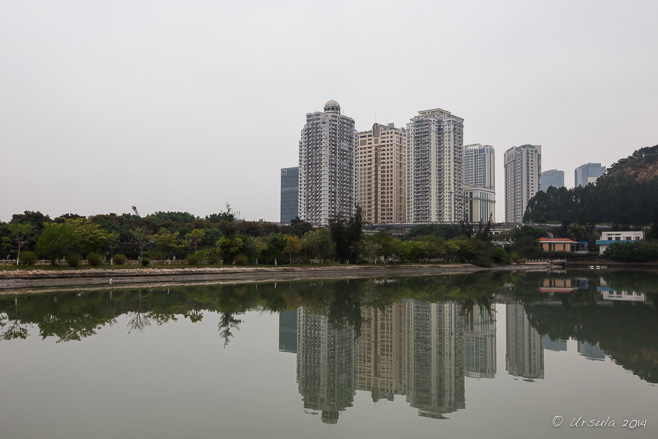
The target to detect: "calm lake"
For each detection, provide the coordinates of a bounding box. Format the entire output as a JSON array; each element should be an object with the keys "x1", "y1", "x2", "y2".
[{"x1": 1, "y1": 271, "x2": 657, "y2": 439}]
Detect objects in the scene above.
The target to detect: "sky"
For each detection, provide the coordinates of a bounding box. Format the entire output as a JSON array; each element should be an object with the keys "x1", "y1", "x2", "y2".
[{"x1": 1, "y1": 0, "x2": 657, "y2": 223}]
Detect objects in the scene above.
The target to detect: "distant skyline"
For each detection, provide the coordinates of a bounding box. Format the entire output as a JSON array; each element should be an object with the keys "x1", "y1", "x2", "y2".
[{"x1": 2, "y1": 1, "x2": 657, "y2": 222}]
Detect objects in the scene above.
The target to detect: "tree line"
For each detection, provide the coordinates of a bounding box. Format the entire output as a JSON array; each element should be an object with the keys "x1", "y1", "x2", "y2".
[
  {"x1": 524, "y1": 144, "x2": 658, "y2": 228},
  {"x1": 0, "y1": 206, "x2": 509, "y2": 267}
]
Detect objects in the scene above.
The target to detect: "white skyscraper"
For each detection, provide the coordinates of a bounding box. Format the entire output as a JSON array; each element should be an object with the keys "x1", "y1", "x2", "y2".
[
  {"x1": 464, "y1": 144, "x2": 495, "y2": 190},
  {"x1": 406, "y1": 108, "x2": 464, "y2": 223},
  {"x1": 298, "y1": 100, "x2": 357, "y2": 226},
  {"x1": 504, "y1": 144, "x2": 541, "y2": 224}
]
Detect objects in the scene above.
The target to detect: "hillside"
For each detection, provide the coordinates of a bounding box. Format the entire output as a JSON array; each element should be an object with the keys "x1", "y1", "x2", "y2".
[
  {"x1": 524, "y1": 143, "x2": 658, "y2": 226},
  {"x1": 605, "y1": 144, "x2": 658, "y2": 182}
]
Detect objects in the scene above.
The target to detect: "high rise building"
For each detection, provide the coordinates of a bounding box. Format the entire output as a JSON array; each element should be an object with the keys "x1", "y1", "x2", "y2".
[
  {"x1": 574, "y1": 163, "x2": 606, "y2": 187},
  {"x1": 541, "y1": 169, "x2": 564, "y2": 192},
  {"x1": 504, "y1": 144, "x2": 541, "y2": 223},
  {"x1": 464, "y1": 144, "x2": 495, "y2": 190},
  {"x1": 280, "y1": 167, "x2": 299, "y2": 223},
  {"x1": 298, "y1": 100, "x2": 357, "y2": 226},
  {"x1": 357, "y1": 123, "x2": 407, "y2": 224},
  {"x1": 406, "y1": 108, "x2": 464, "y2": 223}
]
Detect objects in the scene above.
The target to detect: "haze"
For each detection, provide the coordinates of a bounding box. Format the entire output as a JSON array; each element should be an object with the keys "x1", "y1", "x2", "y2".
[{"x1": 1, "y1": 0, "x2": 656, "y2": 222}]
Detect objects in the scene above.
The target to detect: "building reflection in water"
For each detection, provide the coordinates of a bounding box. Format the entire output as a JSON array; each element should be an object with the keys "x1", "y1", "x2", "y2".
[
  {"x1": 543, "y1": 334, "x2": 567, "y2": 352},
  {"x1": 464, "y1": 305, "x2": 497, "y2": 378},
  {"x1": 506, "y1": 304, "x2": 544, "y2": 380},
  {"x1": 356, "y1": 301, "x2": 407, "y2": 402},
  {"x1": 405, "y1": 301, "x2": 465, "y2": 419},
  {"x1": 293, "y1": 300, "x2": 475, "y2": 422},
  {"x1": 279, "y1": 310, "x2": 297, "y2": 354},
  {"x1": 578, "y1": 341, "x2": 606, "y2": 361},
  {"x1": 296, "y1": 307, "x2": 356, "y2": 424}
]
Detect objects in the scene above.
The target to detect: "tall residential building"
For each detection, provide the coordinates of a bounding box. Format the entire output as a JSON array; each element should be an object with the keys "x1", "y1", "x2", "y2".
[
  {"x1": 574, "y1": 163, "x2": 606, "y2": 187},
  {"x1": 357, "y1": 123, "x2": 406, "y2": 224},
  {"x1": 541, "y1": 169, "x2": 564, "y2": 192},
  {"x1": 280, "y1": 167, "x2": 299, "y2": 223},
  {"x1": 406, "y1": 108, "x2": 464, "y2": 223},
  {"x1": 504, "y1": 144, "x2": 541, "y2": 224},
  {"x1": 298, "y1": 100, "x2": 357, "y2": 226},
  {"x1": 464, "y1": 144, "x2": 495, "y2": 190}
]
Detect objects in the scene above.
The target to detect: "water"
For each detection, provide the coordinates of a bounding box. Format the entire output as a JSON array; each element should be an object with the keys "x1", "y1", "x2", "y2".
[{"x1": 1, "y1": 271, "x2": 657, "y2": 438}]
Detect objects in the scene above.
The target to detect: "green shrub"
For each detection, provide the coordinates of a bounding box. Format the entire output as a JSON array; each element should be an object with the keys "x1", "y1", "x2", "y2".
[
  {"x1": 234, "y1": 254, "x2": 249, "y2": 265},
  {"x1": 195, "y1": 250, "x2": 210, "y2": 264},
  {"x1": 207, "y1": 253, "x2": 221, "y2": 265},
  {"x1": 186, "y1": 254, "x2": 199, "y2": 265},
  {"x1": 113, "y1": 254, "x2": 127, "y2": 265},
  {"x1": 141, "y1": 258, "x2": 150, "y2": 266},
  {"x1": 20, "y1": 251, "x2": 37, "y2": 266},
  {"x1": 87, "y1": 253, "x2": 103, "y2": 266},
  {"x1": 66, "y1": 253, "x2": 82, "y2": 267}
]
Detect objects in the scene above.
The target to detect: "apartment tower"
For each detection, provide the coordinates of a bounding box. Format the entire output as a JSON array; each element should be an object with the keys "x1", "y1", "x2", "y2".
[
  {"x1": 357, "y1": 123, "x2": 407, "y2": 224},
  {"x1": 298, "y1": 100, "x2": 357, "y2": 226},
  {"x1": 406, "y1": 108, "x2": 464, "y2": 223},
  {"x1": 464, "y1": 144, "x2": 496, "y2": 223},
  {"x1": 504, "y1": 144, "x2": 541, "y2": 223},
  {"x1": 464, "y1": 144, "x2": 495, "y2": 189}
]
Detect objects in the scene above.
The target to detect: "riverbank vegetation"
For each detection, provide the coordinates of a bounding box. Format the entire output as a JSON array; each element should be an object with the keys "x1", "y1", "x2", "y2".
[{"x1": 1, "y1": 206, "x2": 509, "y2": 268}]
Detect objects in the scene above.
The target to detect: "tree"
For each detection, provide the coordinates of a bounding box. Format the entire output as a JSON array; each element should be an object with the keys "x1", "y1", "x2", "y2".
[
  {"x1": 36, "y1": 222, "x2": 80, "y2": 262},
  {"x1": 330, "y1": 207, "x2": 363, "y2": 264},
  {"x1": 216, "y1": 236, "x2": 244, "y2": 264},
  {"x1": 284, "y1": 235, "x2": 301, "y2": 264},
  {"x1": 66, "y1": 218, "x2": 108, "y2": 255},
  {"x1": 8, "y1": 223, "x2": 32, "y2": 265},
  {"x1": 301, "y1": 229, "x2": 334, "y2": 263},
  {"x1": 184, "y1": 229, "x2": 205, "y2": 253},
  {"x1": 244, "y1": 236, "x2": 267, "y2": 264},
  {"x1": 130, "y1": 226, "x2": 152, "y2": 260},
  {"x1": 106, "y1": 232, "x2": 120, "y2": 265},
  {"x1": 153, "y1": 229, "x2": 182, "y2": 260}
]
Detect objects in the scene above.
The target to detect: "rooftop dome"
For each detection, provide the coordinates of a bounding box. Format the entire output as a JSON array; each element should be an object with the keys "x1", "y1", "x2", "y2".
[{"x1": 324, "y1": 100, "x2": 341, "y2": 113}]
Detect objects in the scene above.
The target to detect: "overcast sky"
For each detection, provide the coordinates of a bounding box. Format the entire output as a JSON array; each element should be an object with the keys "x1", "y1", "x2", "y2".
[{"x1": 1, "y1": 0, "x2": 656, "y2": 223}]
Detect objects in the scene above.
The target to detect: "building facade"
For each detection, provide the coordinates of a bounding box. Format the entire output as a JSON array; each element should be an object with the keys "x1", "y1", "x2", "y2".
[
  {"x1": 504, "y1": 144, "x2": 541, "y2": 223},
  {"x1": 464, "y1": 185, "x2": 495, "y2": 223},
  {"x1": 298, "y1": 100, "x2": 357, "y2": 226},
  {"x1": 541, "y1": 169, "x2": 564, "y2": 192},
  {"x1": 595, "y1": 230, "x2": 644, "y2": 254},
  {"x1": 357, "y1": 123, "x2": 406, "y2": 224},
  {"x1": 464, "y1": 144, "x2": 495, "y2": 190},
  {"x1": 406, "y1": 108, "x2": 464, "y2": 223},
  {"x1": 280, "y1": 167, "x2": 299, "y2": 223},
  {"x1": 574, "y1": 163, "x2": 606, "y2": 187}
]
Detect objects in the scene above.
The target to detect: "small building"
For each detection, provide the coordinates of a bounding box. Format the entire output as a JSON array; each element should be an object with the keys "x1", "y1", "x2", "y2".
[
  {"x1": 538, "y1": 237, "x2": 577, "y2": 252},
  {"x1": 595, "y1": 230, "x2": 644, "y2": 255}
]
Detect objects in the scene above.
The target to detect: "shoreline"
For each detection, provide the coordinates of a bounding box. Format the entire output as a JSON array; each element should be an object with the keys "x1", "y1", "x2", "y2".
[{"x1": 0, "y1": 263, "x2": 556, "y2": 294}]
